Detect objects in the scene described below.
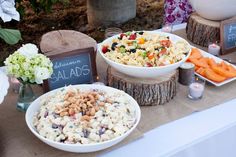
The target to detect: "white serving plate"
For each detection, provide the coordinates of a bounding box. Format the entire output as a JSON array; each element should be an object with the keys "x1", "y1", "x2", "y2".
[
  {"x1": 193, "y1": 48, "x2": 236, "y2": 86},
  {"x1": 98, "y1": 31, "x2": 191, "y2": 78},
  {"x1": 25, "y1": 84, "x2": 141, "y2": 153}
]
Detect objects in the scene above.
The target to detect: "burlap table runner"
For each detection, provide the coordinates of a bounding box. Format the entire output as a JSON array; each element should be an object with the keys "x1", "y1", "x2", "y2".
[{"x1": 1, "y1": 29, "x2": 236, "y2": 157}]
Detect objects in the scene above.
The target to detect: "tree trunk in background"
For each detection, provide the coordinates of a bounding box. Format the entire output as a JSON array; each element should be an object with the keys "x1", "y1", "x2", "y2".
[{"x1": 87, "y1": 0, "x2": 136, "y2": 27}]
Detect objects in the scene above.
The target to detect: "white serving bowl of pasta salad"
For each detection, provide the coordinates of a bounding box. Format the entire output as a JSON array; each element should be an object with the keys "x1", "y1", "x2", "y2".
[
  {"x1": 25, "y1": 84, "x2": 141, "y2": 153},
  {"x1": 98, "y1": 31, "x2": 191, "y2": 78}
]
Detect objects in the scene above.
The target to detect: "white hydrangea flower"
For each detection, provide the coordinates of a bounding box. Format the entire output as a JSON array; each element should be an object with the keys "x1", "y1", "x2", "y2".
[
  {"x1": 34, "y1": 67, "x2": 50, "y2": 84},
  {"x1": 4, "y1": 44, "x2": 53, "y2": 84},
  {"x1": 22, "y1": 62, "x2": 29, "y2": 70},
  {"x1": 17, "y1": 43, "x2": 38, "y2": 58},
  {"x1": 0, "y1": 0, "x2": 20, "y2": 22}
]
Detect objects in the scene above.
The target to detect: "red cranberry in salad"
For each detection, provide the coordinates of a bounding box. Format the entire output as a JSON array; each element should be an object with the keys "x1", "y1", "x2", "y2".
[
  {"x1": 146, "y1": 63, "x2": 153, "y2": 67},
  {"x1": 102, "y1": 46, "x2": 109, "y2": 54},
  {"x1": 129, "y1": 34, "x2": 137, "y2": 40},
  {"x1": 119, "y1": 33, "x2": 127, "y2": 40}
]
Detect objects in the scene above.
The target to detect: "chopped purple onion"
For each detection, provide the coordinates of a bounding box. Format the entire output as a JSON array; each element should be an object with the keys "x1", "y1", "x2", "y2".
[
  {"x1": 52, "y1": 112, "x2": 60, "y2": 118},
  {"x1": 99, "y1": 127, "x2": 106, "y2": 136},
  {"x1": 44, "y1": 111, "x2": 49, "y2": 118},
  {"x1": 52, "y1": 123, "x2": 58, "y2": 129},
  {"x1": 58, "y1": 125, "x2": 64, "y2": 131},
  {"x1": 82, "y1": 129, "x2": 90, "y2": 138},
  {"x1": 92, "y1": 89, "x2": 99, "y2": 92}
]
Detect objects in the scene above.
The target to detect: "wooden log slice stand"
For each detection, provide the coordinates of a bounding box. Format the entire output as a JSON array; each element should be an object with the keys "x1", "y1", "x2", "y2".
[
  {"x1": 186, "y1": 13, "x2": 220, "y2": 47},
  {"x1": 40, "y1": 30, "x2": 97, "y2": 55},
  {"x1": 107, "y1": 66, "x2": 178, "y2": 106}
]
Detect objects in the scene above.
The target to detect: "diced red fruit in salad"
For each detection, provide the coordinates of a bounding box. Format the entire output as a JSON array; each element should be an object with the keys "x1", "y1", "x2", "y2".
[
  {"x1": 160, "y1": 40, "x2": 171, "y2": 47},
  {"x1": 102, "y1": 46, "x2": 109, "y2": 54},
  {"x1": 146, "y1": 62, "x2": 153, "y2": 67},
  {"x1": 129, "y1": 34, "x2": 137, "y2": 40},
  {"x1": 159, "y1": 48, "x2": 167, "y2": 55},
  {"x1": 120, "y1": 33, "x2": 127, "y2": 39}
]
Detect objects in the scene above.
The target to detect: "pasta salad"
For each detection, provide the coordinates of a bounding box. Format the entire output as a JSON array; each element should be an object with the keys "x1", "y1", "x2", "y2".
[{"x1": 101, "y1": 31, "x2": 190, "y2": 67}]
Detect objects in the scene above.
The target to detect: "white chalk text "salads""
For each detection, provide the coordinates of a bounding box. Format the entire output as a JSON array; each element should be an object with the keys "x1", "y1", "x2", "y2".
[{"x1": 51, "y1": 59, "x2": 90, "y2": 83}]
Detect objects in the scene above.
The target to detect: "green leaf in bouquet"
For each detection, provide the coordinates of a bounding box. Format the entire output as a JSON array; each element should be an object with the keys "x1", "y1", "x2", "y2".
[{"x1": 0, "y1": 28, "x2": 22, "y2": 45}]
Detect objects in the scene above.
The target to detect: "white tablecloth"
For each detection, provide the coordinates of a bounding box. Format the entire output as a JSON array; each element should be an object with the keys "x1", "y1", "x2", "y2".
[{"x1": 100, "y1": 98, "x2": 236, "y2": 157}]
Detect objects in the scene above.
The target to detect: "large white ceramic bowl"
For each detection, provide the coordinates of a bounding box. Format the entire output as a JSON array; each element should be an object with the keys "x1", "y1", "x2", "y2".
[
  {"x1": 189, "y1": 0, "x2": 236, "y2": 20},
  {"x1": 98, "y1": 31, "x2": 191, "y2": 78},
  {"x1": 25, "y1": 84, "x2": 141, "y2": 153}
]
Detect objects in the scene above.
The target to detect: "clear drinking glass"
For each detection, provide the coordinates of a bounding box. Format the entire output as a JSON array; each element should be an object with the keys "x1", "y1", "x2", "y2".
[{"x1": 105, "y1": 27, "x2": 123, "y2": 39}]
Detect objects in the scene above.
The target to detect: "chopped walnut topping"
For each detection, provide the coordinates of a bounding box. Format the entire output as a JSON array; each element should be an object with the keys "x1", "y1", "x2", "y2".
[{"x1": 56, "y1": 90, "x2": 106, "y2": 121}]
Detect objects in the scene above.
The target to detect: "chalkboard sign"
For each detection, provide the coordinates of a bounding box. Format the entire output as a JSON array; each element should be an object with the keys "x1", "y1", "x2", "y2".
[
  {"x1": 43, "y1": 47, "x2": 97, "y2": 92},
  {"x1": 220, "y1": 17, "x2": 236, "y2": 54}
]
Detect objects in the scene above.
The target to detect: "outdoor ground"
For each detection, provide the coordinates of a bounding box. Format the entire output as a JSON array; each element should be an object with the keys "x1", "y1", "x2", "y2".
[{"x1": 0, "y1": 0, "x2": 164, "y2": 65}]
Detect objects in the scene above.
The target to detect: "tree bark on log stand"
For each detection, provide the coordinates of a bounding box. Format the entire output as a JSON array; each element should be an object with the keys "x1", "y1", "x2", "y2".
[
  {"x1": 107, "y1": 66, "x2": 178, "y2": 106},
  {"x1": 186, "y1": 13, "x2": 220, "y2": 47}
]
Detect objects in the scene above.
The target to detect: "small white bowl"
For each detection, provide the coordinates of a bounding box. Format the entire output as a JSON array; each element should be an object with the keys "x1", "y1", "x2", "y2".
[
  {"x1": 98, "y1": 31, "x2": 191, "y2": 78},
  {"x1": 25, "y1": 84, "x2": 141, "y2": 153}
]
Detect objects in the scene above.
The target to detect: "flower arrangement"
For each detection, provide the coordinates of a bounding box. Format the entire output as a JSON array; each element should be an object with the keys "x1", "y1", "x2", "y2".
[{"x1": 4, "y1": 43, "x2": 53, "y2": 84}]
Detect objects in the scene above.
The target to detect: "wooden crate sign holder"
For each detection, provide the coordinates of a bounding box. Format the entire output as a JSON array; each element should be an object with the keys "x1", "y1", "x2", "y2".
[
  {"x1": 220, "y1": 16, "x2": 236, "y2": 54},
  {"x1": 107, "y1": 66, "x2": 178, "y2": 106}
]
